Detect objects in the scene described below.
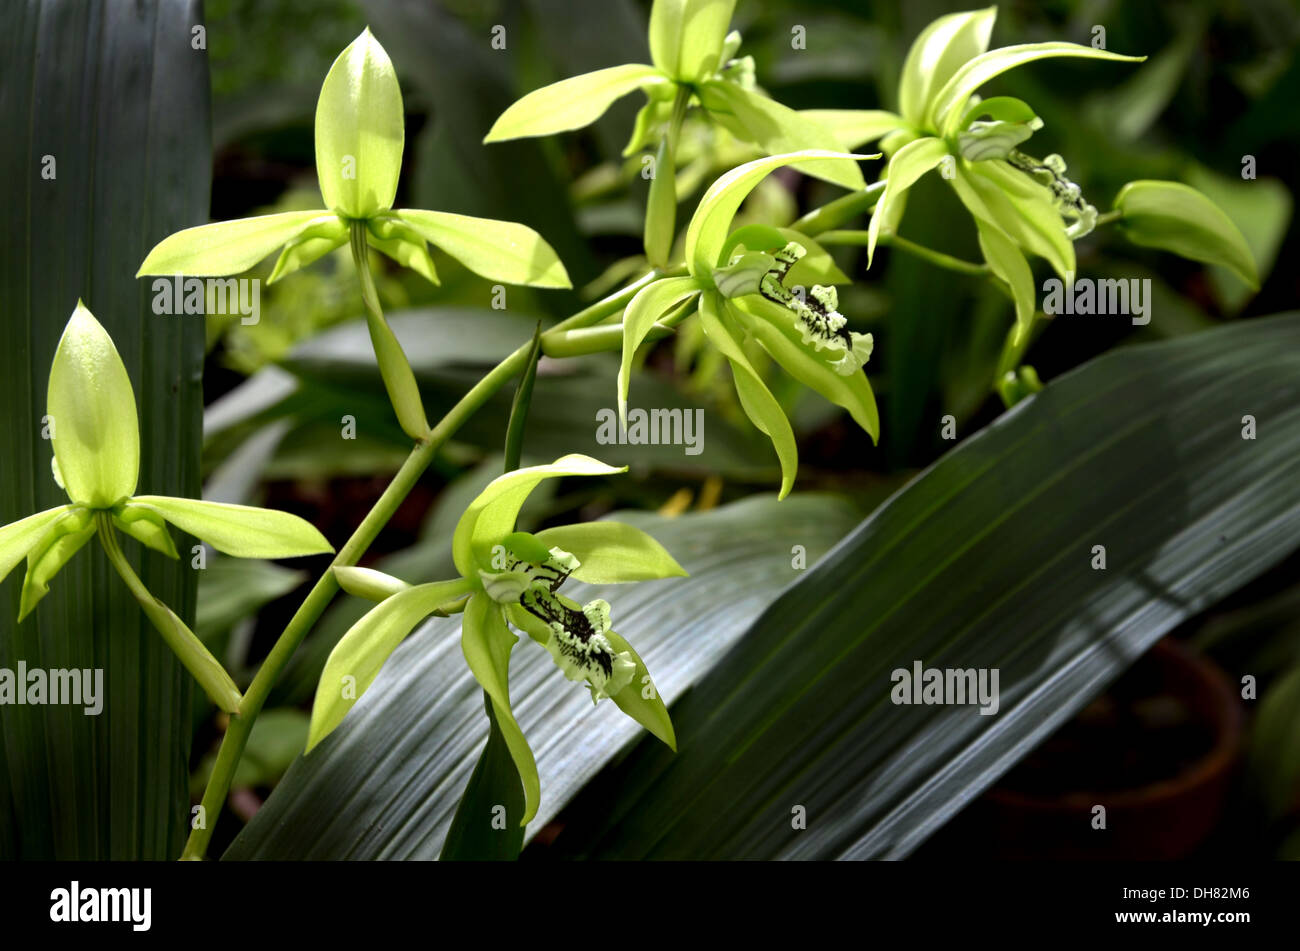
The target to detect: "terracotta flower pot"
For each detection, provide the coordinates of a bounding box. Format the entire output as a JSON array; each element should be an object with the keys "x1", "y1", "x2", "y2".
[{"x1": 975, "y1": 638, "x2": 1245, "y2": 860}]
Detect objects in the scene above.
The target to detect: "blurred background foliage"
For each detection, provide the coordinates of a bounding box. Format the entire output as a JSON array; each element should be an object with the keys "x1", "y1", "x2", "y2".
[{"x1": 191, "y1": 0, "x2": 1300, "y2": 857}]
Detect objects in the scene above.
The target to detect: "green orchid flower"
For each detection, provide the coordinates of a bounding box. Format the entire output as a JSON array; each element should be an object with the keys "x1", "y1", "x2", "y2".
[
  {"x1": 485, "y1": 0, "x2": 862, "y2": 264},
  {"x1": 806, "y1": 6, "x2": 1145, "y2": 341},
  {"x1": 306, "y1": 454, "x2": 686, "y2": 825},
  {"x1": 0, "y1": 303, "x2": 333, "y2": 712},
  {"x1": 137, "y1": 28, "x2": 571, "y2": 440},
  {"x1": 613, "y1": 151, "x2": 880, "y2": 498}
]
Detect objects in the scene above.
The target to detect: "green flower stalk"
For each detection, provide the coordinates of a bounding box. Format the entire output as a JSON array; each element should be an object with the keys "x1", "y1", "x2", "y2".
[
  {"x1": 0, "y1": 303, "x2": 333, "y2": 712},
  {"x1": 614, "y1": 151, "x2": 881, "y2": 498},
  {"x1": 307, "y1": 454, "x2": 685, "y2": 824},
  {"x1": 485, "y1": 0, "x2": 862, "y2": 265},
  {"x1": 137, "y1": 28, "x2": 571, "y2": 440}
]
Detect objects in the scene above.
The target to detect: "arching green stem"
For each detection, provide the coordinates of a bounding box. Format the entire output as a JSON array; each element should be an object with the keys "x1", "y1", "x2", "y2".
[
  {"x1": 180, "y1": 267, "x2": 671, "y2": 859},
  {"x1": 97, "y1": 513, "x2": 241, "y2": 713}
]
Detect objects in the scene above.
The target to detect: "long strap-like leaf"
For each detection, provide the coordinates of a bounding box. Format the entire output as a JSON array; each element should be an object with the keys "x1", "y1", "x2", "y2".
[
  {"x1": 550, "y1": 313, "x2": 1300, "y2": 859},
  {"x1": 224, "y1": 495, "x2": 860, "y2": 858},
  {"x1": 0, "y1": 0, "x2": 210, "y2": 859}
]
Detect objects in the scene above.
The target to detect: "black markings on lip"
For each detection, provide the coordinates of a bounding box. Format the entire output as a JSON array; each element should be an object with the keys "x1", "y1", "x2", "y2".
[
  {"x1": 504, "y1": 553, "x2": 571, "y2": 593},
  {"x1": 521, "y1": 589, "x2": 614, "y2": 677},
  {"x1": 756, "y1": 245, "x2": 855, "y2": 351},
  {"x1": 1006, "y1": 148, "x2": 1091, "y2": 221}
]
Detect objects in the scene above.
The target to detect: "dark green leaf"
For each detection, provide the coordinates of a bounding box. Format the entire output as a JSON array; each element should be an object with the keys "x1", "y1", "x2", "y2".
[
  {"x1": 549, "y1": 314, "x2": 1300, "y2": 859},
  {"x1": 195, "y1": 557, "x2": 305, "y2": 642},
  {"x1": 223, "y1": 494, "x2": 859, "y2": 858},
  {"x1": 0, "y1": 0, "x2": 210, "y2": 859},
  {"x1": 440, "y1": 693, "x2": 527, "y2": 861}
]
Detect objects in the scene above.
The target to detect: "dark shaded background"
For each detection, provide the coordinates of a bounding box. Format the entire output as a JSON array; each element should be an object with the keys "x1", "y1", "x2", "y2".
[{"x1": 189, "y1": 0, "x2": 1300, "y2": 858}]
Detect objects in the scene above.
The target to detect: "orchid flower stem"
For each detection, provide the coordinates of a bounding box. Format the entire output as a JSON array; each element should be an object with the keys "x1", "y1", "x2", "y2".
[
  {"x1": 349, "y1": 220, "x2": 431, "y2": 440},
  {"x1": 1095, "y1": 209, "x2": 1122, "y2": 228},
  {"x1": 443, "y1": 319, "x2": 542, "y2": 859},
  {"x1": 543, "y1": 284, "x2": 694, "y2": 357},
  {"x1": 543, "y1": 321, "x2": 672, "y2": 358},
  {"x1": 819, "y1": 229, "x2": 991, "y2": 277},
  {"x1": 791, "y1": 180, "x2": 885, "y2": 237},
  {"x1": 997, "y1": 310, "x2": 1050, "y2": 380},
  {"x1": 97, "y1": 513, "x2": 244, "y2": 714},
  {"x1": 644, "y1": 86, "x2": 692, "y2": 266},
  {"x1": 180, "y1": 267, "x2": 664, "y2": 860}
]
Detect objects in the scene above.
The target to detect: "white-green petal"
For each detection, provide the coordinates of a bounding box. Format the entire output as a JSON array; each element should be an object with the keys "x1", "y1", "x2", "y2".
[
  {"x1": 686, "y1": 150, "x2": 874, "y2": 277},
  {"x1": 366, "y1": 215, "x2": 439, "y2": 285},
  {"x1": 484, "y1": 64, "x2": 671, "y2": 142},
  {"x1": 534, "y1": 520, "x2": 687, "y2": 583},
  {"x1": 0, "y1": 506, "x2": 71, "y2": 585},
  {"x1": 461, "y1": 592, "x2": 540, "y2": 824},
  {"x1": 451, "y1": 455, "x2": 626, "y2": 578},
  {"x1": 112, "y1": 505, "x2": 178, "y2": 558},
  {"x1": 951, "y1": 160, "x2": 1075, "y2": 279},
  {"x1": 396, "y1": 209, "x2": 570, "y2": 289},
  {"x1": 623, "y1": 94, "x2": 675, "y2": 157},
  {"x1": 976, "y1": 218, "x2": 1037, "y2": 342},
  {"x1": 649, "y1": 0, "x2": 736, "y2": 82},
  {"x1": 729, "y1": 295, "x2": 879, "y2": 440},
  {"x1": 898, "y1": 6, "x2": 997, "y2": 127},
  {"x1": 137, "y1": 211, "x2": 325, "y2": 277},
  {"x1": 698, "y1": 292, "x2": 797, "y2": 498},
  {"x1": 367, "y1": 234, "x2": 439, "y2": 285},
  {"x1": 267, "y1": 215, "x2": 350, "y2": 284},
  {"x1": 47, "y1": 303, "x2": 140, "y2": 508},
  {"x1": 307, "y1": 577, "x2": 475, "y2": 751},
  {"x1": 129, "y1": 496, "x2": 333, "y2": 559},
  {"x1": 867, "y1": 136, "x2": 951, "y2": 267},
  {"x1": 618, "y1": 275, "x2": 703, "y2": 425},
  {"x1": 799, "y1": 109, "x2": 911, "y2": 150},
  {"x1": 932, "y1": 42, "x2": 1146, "y2": 135},
  {"x1": 315, "y1": 28, "x2": 405, "y2": 218},
  {"x1": 698, "y1": 82, "x2": 865, "y2": 190},
  {"x1": 605, "y1": 628, "x2": 676, "y2": 750},
  {"x1": 17, "y1": 507, "x2": 96, "y2": 621}
]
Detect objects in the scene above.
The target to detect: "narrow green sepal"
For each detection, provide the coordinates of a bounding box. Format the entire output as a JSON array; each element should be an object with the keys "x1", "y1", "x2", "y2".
[
  {"x1": 267, "y1": 215, "x2": 349, "y2": 284},
  {"x1": 315, "y1": 28, "x2": 405, "y2": 218},
  {"x1": 47, "y1": 302, "x2": 140, "y2": 508},
  {"x1": 18, "y1": 507, "x2": 96, "y2": 621},
  {"x1": 111, "y1": 505, "x2": 179, "y2": 559}
]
